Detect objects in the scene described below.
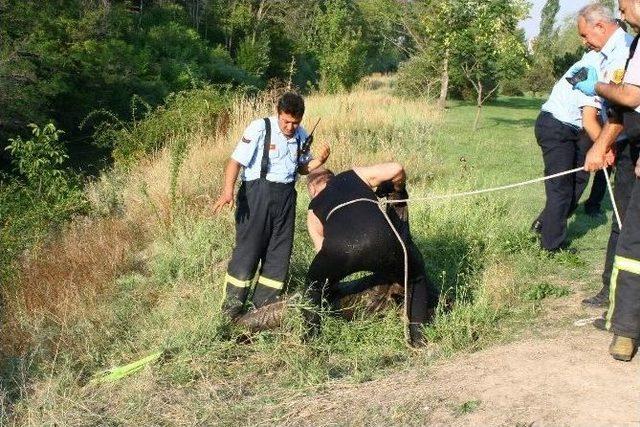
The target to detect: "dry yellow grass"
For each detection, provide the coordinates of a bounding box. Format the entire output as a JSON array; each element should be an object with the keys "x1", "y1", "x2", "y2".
[{"x1": 119, "y1": 76, "x2": 441, "y2": 227}]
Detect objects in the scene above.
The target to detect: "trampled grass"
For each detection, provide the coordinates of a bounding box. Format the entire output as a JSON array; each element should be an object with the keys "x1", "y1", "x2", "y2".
[{"x1": 0, "y1": 77, "x2": 613, "y2": 424}]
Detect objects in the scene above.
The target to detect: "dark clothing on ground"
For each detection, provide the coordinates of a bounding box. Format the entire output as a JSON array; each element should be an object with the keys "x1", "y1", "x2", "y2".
[
  {"x1": 534, "y1": 111, "x2": 591, "y2": 250},
  {"x1": 305, "y1": 170, "x2": 438, "y2": 331}
]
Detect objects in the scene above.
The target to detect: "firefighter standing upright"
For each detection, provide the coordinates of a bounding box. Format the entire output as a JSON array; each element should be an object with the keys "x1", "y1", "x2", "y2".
[
  {"x1": 575, "y1": 0, "x2": 640, "y2": 361},
  {"x1": 212, "y1": 93, "x2": 330, "y2": 319}
]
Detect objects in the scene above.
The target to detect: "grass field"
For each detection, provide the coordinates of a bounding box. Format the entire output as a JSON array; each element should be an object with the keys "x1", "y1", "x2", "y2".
[{"x1": 0, "y1": 77, "x2": 613, "y2": 425}]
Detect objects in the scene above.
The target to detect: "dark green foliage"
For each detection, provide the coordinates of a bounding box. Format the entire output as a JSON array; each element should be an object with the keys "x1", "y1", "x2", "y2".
[
  {"x1": 1, "y1": 123, "x2": 87, "y2": 282},
  {"x1": 86, "y1": 86, "x2": 232, "y2": 164},
  {"x1": 553, "y1": 50, "x2": 584, "y2": 79},
  {"x1": 0, "y1": 0, "x2": 408, "y2": 162},
  {"x1": 312, "y1": 0, "x2": 368, "y2": 92}
]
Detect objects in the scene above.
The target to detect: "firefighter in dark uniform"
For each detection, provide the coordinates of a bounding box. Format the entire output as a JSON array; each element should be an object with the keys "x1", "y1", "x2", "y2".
[
  {"x1": 574, "y1": 0, "x2": 640, "y2": 361},
  {"x1": 212, "y1": 93, "x2": 330, "y2": 319},
  {"x1": 305, "y1": 163, "x2": 439, "y2": 347}
]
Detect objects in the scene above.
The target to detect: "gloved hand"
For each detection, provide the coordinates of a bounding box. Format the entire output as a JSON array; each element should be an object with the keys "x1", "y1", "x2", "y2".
[{"x1": 574, "y1": 66, "x2": 599, "y2": 96}]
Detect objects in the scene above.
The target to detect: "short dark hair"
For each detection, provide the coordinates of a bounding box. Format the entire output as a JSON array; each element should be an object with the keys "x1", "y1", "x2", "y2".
[{"x1": 277, "y1": 92, "x2": 305, "y2": 118}]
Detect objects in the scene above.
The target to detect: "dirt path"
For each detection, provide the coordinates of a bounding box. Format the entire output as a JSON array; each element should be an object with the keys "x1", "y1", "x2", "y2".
[{"x1": 271, "y1": 323, "x2": 639, "y2": 426}]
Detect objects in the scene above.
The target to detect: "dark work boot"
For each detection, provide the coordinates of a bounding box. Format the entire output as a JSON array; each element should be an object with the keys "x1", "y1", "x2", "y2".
[
  {"x1": 593, "y1": 317, "x2": 607, "y2": 331},
  {"x1": 221, "y1": 283, "x2": 248, "y2": 319},
  {"x1": 582, "y1": 288, "x2": 609, "y2": 308}
]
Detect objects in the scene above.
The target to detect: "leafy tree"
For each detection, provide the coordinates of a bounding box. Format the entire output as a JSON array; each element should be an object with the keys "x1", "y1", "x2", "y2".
[
  {"x1": 312, "y1": 0, "x2": 367, "y2": 92},
  {"x1": 455, "y1": 0, "x2": 529, "y2": 130},
  {"x1": 539, "y1": 0, "x2": 560, "y2": 46}
]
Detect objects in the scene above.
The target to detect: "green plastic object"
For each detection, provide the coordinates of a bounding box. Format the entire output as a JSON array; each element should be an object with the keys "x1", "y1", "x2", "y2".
[{"x1": 89, "y1": 351, "x2": 163, "y2": 385}]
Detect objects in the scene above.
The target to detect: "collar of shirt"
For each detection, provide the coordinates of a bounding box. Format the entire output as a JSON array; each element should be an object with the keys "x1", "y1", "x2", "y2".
[
  {"x1": 270, "y1": 116, "x2": 303, "y2": 142},
  {"x1": 600, "y1": 27, "x2": 626, "y2": 62}
]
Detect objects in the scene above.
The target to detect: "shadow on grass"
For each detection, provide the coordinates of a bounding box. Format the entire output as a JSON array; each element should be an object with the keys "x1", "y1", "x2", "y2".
[
  {"x1": 487, "y1": 97, "x2": 545, "y2": 110},
  {"x1": 490, "y1": 117, "x2": 537, "y2": 128},
  {"x1": 415, "y1": 232, "x2": 487, "y2": 310},
  {"x1": 567, "y1": 204, "x2": 610, "y2": 243}
]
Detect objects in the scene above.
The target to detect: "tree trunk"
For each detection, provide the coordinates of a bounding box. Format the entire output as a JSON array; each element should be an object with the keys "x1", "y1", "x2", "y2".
[
  {"x1": 473, "y1": 80, "x2": 483, "y2": 131},
  {"x1": 437, "y1": 49, "x2": 449, "y2": 109}
]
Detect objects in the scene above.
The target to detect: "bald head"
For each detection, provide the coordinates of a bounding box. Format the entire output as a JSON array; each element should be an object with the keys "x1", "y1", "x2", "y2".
[{"x1": 307, "y1": 167, "x2": 334, "y2": 198}]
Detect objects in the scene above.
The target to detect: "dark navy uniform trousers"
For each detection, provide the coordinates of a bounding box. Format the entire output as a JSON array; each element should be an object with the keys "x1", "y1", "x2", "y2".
[{"x1": 534, "y1": 111, "x2": 591, "y2": 250}]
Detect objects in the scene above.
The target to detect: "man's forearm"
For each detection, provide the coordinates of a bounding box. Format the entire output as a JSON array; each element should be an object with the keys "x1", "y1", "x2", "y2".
[
  {"x1": 596, "y1": 82, "x2": 640, "y2": 109},
  {"x1": 582, "y1": 106, "x2": 601, "y2": 142},
  {"x1": 594, "y1": 120, "x2": 624, "y2": 152},
  {"x1": 223, "y1": 159, "x2": 242, "y2": 196},
  {"x1": 298, "y1": 158, "x2": 325, "y2": 175}
]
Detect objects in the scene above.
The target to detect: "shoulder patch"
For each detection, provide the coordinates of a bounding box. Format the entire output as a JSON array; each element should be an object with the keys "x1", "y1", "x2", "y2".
[
  {"x1": 612, "y1": 69, "x2": 625, "y2": 84},
  {"x1": 242, "y1": 136, "x2": 251, "y2": 144}
]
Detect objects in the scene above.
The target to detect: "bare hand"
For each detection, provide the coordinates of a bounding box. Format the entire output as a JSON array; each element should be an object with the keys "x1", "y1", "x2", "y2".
[
  {"x1": 604, "y1": 148, "x2": 616, "y2": 167},
  {"x1": 316, "y1": 142, "x2": 331, "y2": 163},
  {"x1": 636, "y1": 158, "x2": 640, "y2": 178},
  {"x1": 584, "y1": 145, "x2": 608, "y2": 172},
  {"x1": 212, "y1": 191, "x2": 234, "y2": 214}
]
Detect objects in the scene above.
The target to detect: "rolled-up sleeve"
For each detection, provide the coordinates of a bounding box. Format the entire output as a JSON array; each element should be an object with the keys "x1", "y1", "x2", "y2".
[{"x1": 231, "y1": 120, "x2": 263, "y2": 167}]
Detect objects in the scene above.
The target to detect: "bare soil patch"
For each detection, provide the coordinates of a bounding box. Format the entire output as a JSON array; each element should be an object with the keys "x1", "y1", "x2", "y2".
[{"x1": 271, "y1": 320, "x2": 639, "y2": 426}]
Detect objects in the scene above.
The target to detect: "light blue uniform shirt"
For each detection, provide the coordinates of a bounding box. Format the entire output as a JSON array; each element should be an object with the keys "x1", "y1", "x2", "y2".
[
  {"x1": 542, "y1": 28, "x2": 633, "y2": 129},
  {"x1": 231, "y1": 116, "x2": 312, "y2": 184},
  {"x1": 541, "y1": 50, "x2": 601, "y2": 128},
  {"x1": 592, "y1": 27, "x2": 635, "y2": 128}
]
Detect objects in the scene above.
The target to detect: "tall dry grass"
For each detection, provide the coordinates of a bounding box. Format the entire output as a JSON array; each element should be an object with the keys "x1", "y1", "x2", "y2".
[
  {"x1": 1, "y1": 218, "x2": 145, "y2": 357},
  {"x1": 2, "y1": 76, "x2": 454, "y2": 424}
]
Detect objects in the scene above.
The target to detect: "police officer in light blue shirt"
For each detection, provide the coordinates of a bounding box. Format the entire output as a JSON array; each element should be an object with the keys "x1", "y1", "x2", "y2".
[
  {"x1": 532, "y1": 5, "x2": 632, "y2": 255},
  {"x1": 212, "y1": 93, "x2": 331, "y2": 318}
]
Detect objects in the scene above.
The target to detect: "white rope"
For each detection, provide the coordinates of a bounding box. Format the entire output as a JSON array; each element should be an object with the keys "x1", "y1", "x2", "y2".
[
  {"x1": 603, "y1": 167, "x2": 622, "y2": 230},
  {"x1": 323, "y1": 165, "x2": 619, "y2": 342},
  {"x1": 385, "y1": 166, "x2": 585, "y2": 204}
]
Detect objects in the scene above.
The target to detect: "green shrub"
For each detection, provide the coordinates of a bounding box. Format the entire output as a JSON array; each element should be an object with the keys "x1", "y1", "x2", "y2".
[
  {"x1": 1, "y1": 123, "x2": 87, "y2": 281},
  {"x1": 87, "y1": 87, "x2": 232, "y2": 165}
]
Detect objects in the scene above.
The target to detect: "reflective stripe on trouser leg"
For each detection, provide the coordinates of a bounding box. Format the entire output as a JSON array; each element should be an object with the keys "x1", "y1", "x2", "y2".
[
  {"x1": 221, "y1": 273, "x2": 251, "y2": 318},
  {"x1": 252, "y1": 276, "x2": 284, "y2": 308},
  {"x1": 607, "y1": 256, "x2": 640, "y2": 334},
  {"x1": 252, "y1": 182, "x2": 296, "y2": 309}
]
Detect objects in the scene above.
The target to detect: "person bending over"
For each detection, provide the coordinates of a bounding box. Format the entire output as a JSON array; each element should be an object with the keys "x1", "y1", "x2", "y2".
[{"x1": 305, "y1": 162, "x2": 438, "y2": 347}]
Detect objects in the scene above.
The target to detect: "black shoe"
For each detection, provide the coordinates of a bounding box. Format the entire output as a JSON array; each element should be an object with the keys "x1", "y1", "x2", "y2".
[
  {"x1": 582, "y1": 289, "x2": 609, "y2": 308},
  {"x1": 593, "y1": 317, "x2": 607, "y2": 331},
  {"x1": 530, "y1": 219, "x2": 543, "y2": 235}
]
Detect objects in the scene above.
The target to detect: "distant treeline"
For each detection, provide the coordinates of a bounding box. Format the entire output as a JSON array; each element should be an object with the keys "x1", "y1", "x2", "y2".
[{"x1": 0, "y1": 0, "x2": 406, "y2": 161}]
